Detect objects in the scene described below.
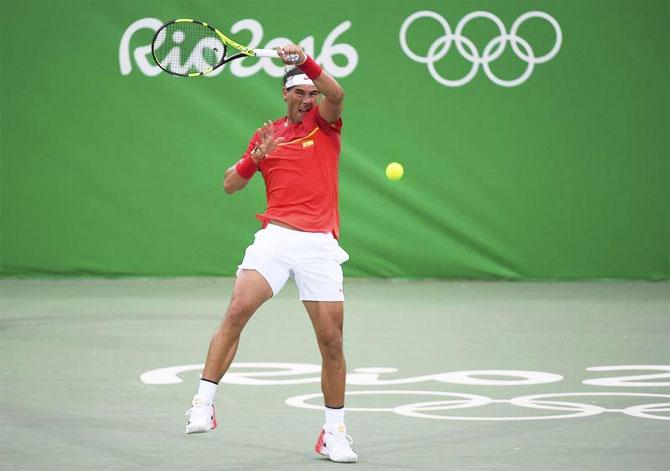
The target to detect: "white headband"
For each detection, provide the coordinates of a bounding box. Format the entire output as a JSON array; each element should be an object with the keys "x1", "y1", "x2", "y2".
[{"x1": 285, "y1": 73, "x2": 314, "y2": 89}]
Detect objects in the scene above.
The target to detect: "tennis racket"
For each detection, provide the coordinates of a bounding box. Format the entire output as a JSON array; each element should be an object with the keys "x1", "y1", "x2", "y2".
[{"x1": 151, "y1": 19, "x2": 297, "y2": 77}]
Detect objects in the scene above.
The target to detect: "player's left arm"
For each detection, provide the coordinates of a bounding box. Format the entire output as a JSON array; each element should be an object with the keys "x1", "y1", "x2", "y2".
[
  {"x1": 278, "y1": 45, "x2": 344, "y2": 124},
  {"x1": 311, "y1": 70, "x2": 344, "y2": 124}
]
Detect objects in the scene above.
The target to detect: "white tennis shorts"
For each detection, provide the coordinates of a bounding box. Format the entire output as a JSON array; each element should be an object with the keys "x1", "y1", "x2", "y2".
[{"x1": 236, "y1": 224, "x2": 350, "y2": 301}]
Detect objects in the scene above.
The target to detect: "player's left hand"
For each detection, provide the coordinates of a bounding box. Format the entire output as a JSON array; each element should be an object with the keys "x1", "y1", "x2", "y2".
[{"x1": 277, "y1": 45, "x2": 306, "y2": 66}]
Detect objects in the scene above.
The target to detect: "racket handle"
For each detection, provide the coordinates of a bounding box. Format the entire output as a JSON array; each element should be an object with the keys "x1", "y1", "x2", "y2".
[{"x1": 255, "y1": 49, "x2": 280, "y2": 58}]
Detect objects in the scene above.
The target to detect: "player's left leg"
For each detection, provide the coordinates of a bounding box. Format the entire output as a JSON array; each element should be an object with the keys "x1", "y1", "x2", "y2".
[
  {"x1": 304, "y1": 301, "x2": 357, "y2": 463},
  {"x1": 304, "y1": 301, "x2": 346, "y2": 407}
]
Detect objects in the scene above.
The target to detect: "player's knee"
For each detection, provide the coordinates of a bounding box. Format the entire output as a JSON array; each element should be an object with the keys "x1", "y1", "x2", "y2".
[
  {"x1": 320, "y1": 334, "x2": 344, "y2": 360},
  {"x1": 223, "y1": 299, "x2": 255, "y2": 330}
]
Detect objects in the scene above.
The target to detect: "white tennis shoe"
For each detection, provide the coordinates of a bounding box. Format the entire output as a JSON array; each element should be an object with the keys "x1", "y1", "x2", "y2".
[
  {"x1": 185, "y1": 394, "x2": 217, "y2": 434},
  {"x1": 314, "y1": 423, "x2": 358, "y2": 463}
]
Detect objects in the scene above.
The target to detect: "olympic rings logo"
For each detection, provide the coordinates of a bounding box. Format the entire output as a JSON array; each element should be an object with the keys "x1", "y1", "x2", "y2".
[
  {"x1": 399, "y1": 10, "x2": 562, "y2": 87},
  {"x1": 287, "y1": 390, "x2": 670, "y2": 421}
]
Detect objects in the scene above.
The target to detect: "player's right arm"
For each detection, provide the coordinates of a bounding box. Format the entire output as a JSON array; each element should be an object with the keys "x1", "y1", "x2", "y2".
[
  {"x1": 223, "y1": 121, "x2": 284, "y2": 194},
  {"x1": 222, "y1": 163, "x2": 252, "y2": 194}
]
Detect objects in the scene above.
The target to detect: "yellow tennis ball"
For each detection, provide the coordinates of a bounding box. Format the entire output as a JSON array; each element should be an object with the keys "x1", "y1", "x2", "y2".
[{"x1": 385, "y1": 162, "x2": 404, "y2": 180}]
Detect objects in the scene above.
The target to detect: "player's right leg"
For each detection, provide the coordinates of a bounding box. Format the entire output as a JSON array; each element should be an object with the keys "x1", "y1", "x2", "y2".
[{"x1": 185, "y1": 269, "x2": 273, "y2": 434}]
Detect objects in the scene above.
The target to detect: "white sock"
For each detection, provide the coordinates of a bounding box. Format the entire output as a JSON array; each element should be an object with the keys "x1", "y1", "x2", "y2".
[
  {"x1": 197, "y1": 379, "x2": 217, "y2": 405},
  {"x1": 324, "y1": 406, "x2": 345, "y2": 430}
]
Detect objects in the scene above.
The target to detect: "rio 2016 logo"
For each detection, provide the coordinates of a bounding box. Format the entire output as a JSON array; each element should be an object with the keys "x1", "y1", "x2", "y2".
[
  {"x1": 119, "y1": 18, "x2": 358, "y2": 78},
  {"x1": 141, "y1": 363, "x2": 670, "y2": 422}
]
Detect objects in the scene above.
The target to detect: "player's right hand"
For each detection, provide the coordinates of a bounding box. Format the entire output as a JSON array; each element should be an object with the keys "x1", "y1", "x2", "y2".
[{"x1": 252, "y1": 121, "x2": 285, "y2": 163}]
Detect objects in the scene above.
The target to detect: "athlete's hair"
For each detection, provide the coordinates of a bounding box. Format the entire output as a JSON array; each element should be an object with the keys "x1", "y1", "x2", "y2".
[{"x1": 282, "y1": 67, "x2": 304, "y2": 88}]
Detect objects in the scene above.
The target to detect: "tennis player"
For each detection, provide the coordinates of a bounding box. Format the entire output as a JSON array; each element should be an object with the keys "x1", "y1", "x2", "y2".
[{"x1": 184, "y1": 44, "x2": 357, "y2": 463}]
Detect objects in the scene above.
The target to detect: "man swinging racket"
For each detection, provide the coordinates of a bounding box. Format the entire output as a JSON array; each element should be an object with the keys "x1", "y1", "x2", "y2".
[{"x1": 184, "y1": 44, "x2": 357, "y2": 463}]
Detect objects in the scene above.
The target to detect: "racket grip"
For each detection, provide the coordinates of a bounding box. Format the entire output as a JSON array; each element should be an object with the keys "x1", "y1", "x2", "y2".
[{"x1": 255, "y1": 49, "x2": 280, "y2": 58}]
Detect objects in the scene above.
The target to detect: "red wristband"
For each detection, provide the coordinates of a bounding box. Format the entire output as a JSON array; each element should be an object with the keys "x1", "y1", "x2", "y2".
[
  {"x1": 235, "y1": 156, "x2": 258, "y2": 179},
  {"x1": 298, "y1": 55, "x2": 323, "y2": 80}
]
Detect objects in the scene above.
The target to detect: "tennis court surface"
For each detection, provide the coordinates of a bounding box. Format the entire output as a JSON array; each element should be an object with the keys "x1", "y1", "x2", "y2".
[{"x1": 1, "y1": 278, "x2": 668, "y2": 470}]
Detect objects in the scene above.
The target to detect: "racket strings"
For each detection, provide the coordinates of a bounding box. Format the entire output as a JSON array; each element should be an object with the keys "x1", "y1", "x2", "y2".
[{"x1": 154, "y1": 22, "x2": 227, "y2": 75}]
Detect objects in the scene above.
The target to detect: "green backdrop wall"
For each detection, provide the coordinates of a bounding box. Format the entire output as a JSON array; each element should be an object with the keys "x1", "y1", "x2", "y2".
[{"x1": 1, "y1": 1, "x2": 668, "y2": 279}]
